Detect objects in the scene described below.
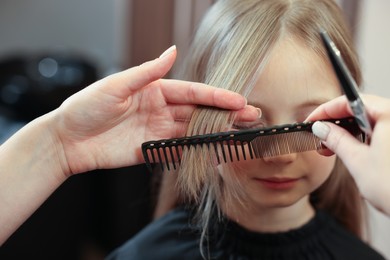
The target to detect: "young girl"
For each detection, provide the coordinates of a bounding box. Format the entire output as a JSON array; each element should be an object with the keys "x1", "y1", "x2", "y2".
[{"x1": 108, "y1": 0, "x2": 384, "y2": 259}]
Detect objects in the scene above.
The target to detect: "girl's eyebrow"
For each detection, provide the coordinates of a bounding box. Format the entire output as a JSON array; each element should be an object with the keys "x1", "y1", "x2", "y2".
[
  {"x1": 248, "y1": 98, "x2": 330, "y2": 109},
  {"x1": 295, "y1": 98, "x2": 331, "y2": 109}
]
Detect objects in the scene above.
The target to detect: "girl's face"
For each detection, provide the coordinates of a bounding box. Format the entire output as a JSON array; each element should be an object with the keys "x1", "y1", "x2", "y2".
[{"x1": 219, "y1": 37, "x2": 341, "y2": 212}]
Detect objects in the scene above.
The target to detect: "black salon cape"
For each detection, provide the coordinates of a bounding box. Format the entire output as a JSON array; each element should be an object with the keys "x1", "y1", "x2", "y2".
[{"x1": 107, "y1": 207, "x2": 384, "y2": 260}]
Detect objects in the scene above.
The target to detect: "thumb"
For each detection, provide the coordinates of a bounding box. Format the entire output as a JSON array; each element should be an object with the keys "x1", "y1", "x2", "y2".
[
  {"x1": 312, "y1": 121, "x2": 367, "y2": 165},
  {"x1": 135, "y1": 45, "x2": 178, "y2": 84},
  {"x1": 125, "y1": 45, "x2": 177, "y2": 90},
  {"x1": 99, "y1": 45, "x2": 177, "y2": 96}
]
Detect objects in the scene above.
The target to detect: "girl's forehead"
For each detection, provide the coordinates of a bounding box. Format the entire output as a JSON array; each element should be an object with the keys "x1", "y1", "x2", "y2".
[{"x1": 248, "y1": 38, "x2": 341, "y2": 108}]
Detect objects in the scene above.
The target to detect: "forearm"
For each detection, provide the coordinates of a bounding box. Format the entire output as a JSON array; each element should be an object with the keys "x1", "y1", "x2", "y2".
[{"x1": 0, "y1": 111, "x2": 68, "y2": 245}]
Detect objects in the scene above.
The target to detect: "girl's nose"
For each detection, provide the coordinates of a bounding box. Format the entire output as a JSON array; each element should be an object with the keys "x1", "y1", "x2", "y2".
[{"x1": 262, "y1": 153, "x2": 297, "y2": 164}]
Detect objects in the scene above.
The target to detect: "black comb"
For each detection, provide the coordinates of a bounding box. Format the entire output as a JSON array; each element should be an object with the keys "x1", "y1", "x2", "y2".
[{"x1": 142, "y1": 117, "x2": 363, "y2": 172}]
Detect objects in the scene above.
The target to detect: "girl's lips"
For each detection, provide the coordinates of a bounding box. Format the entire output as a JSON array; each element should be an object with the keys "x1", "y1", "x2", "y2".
[{"x1": 254, "y1": 177, "x2": 299, "y2": 189}]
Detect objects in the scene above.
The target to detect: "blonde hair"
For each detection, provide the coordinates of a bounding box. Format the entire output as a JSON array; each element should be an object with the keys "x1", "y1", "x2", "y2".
[{"x1": 173, "y1": 0, "x2": 365, "y2": 253}]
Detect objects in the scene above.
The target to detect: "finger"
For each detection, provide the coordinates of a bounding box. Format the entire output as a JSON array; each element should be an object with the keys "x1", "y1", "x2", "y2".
[
  {"x1": 312, "y1": 121, "x2": 368, "y2": 165},
  {"x1": 317, "y1": 147, "x2": 335, "y2": 156},
  {"x1": 172, "y1": 121, "x2": 191, "y2": 137},
  {"x1": 317, "y1": 149, "x2": 335, "y2": 156},
  {"x1": 235, "y1": 106, "x2": 261, "y2": 122},
  {"x1": 159, "y1": 79, "x2": 248, "y2": 110},
  {"x1": 306, "y1": 94, "x2": 386, "y2": 123},
  {"x1": 170, "y1": 105, "x2": 260, "y2": 126},
  {"x1": 306, "y1": 95, "x2": 352, "y2": 122},
  {"x1": 99, "y1": 45, "x2": 177, "y2": 96},
  {"x1": 170, "y1": 105, "x2": 196, "y2": 121}
]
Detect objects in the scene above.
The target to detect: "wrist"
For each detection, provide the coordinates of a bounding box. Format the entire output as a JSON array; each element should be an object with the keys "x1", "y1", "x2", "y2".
[
  {"x1": 0, "y1": 111, "x2": 69, "y2": 243},
  {"x1": 42, "y1": 109, "x2": 74, "y2": 179},
  {"x1": 17, "y1": 110, "x2": 71, "y2": 182}
]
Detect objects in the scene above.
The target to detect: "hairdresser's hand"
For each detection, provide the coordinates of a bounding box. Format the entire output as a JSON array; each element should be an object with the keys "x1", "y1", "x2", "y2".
[
  {"x1": 307, "y1": 94, "x2": 390, "y2": 216},
  {"x1": 54, "y1": 46, "x2": 259, "y2": 176},
  {"x1": 0, "y1": 46, "x2": 259, "y2": 244}
]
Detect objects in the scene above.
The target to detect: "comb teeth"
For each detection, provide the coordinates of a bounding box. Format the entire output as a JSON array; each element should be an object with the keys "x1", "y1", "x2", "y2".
[{"x1": 141, "y1": 117, "x2": 364, "y2": 172}]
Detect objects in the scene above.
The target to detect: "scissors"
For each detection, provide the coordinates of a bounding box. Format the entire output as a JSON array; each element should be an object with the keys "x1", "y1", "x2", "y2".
[{"x1": 320, "y1": 30, "x2": 372, "y2": 136}]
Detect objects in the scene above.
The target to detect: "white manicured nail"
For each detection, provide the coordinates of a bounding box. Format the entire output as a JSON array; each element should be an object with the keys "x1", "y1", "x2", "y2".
[
  {"x1": 256, "y1": 108, "x2": 262, "y2": 118},
  {"x1": 159, "y1": 45, "x2": 176, "y2": 58},
  {"x1": 312, "y1": 121, "x2": 330, "y2": 140}
]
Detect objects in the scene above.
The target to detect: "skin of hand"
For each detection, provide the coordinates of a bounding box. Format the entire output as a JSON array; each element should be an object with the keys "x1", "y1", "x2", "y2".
[
  {"x1": 52, "y1": 45, "x2": 259, "y2": 177},
  {"x1": 0, "y1": 45, "x2": 259, "y2": 244},
  {"x1": 307, "y1": 94, "x2": 390, "y2": 216}
]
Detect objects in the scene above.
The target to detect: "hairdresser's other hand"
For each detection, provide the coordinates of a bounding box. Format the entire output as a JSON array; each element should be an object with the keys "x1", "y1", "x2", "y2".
[
  {"x1": 54, "y1": 46, "x2": 259, "y2": 176},
  {"x1": 307, "y1": 94, "x2": 390, "y2": 216}
]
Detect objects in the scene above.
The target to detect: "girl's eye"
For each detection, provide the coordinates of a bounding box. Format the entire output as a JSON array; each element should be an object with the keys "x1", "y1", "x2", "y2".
[
  {"x1": 296, "y1": 107, "x2": 319, "y2": 122},
  {"x1": 232, "y1": 121, "x2": 265, "y2": 130}
]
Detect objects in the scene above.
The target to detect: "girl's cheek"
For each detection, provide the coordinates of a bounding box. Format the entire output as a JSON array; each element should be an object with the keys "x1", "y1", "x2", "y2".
[{"x1": 307, "y1": 153, "x2": 337, "y2": 183}]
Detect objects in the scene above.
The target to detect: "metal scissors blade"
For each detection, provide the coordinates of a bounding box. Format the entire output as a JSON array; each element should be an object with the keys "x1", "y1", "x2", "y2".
[{"x1": 320, "y1": 30, "x2": 372, "y2": 136}]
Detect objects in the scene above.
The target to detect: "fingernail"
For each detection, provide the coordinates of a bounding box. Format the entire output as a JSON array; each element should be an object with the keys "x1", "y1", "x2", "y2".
[
  {"x1": 256, "y1": 108, "x2": 262, "y2": 118},
  {"x1": 312, "y1": 121, "x2": 330, "y2": 141},
  {"x1": 159, "y1": 45, "x2": 176, "y2": 58}
]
